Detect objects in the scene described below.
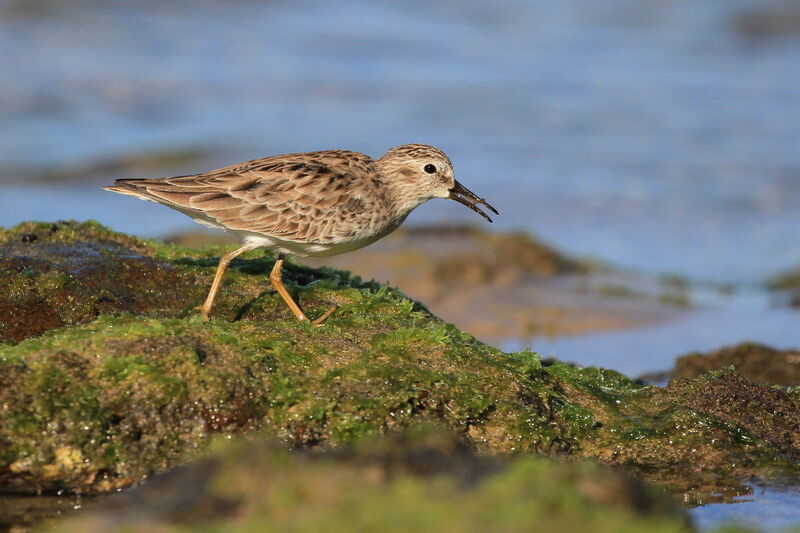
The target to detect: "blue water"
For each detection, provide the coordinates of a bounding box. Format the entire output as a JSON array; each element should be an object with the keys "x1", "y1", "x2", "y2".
[
  {"x1": 690, "y1": 482, "x2": 800, "y2": 532},
  {"x1": 3, "y1": 0, "x2": 800, "y2": 529},
  {"x1": 3, "y1": 0, "x2": 800, "y2": 283},
  {"x1": 514, "y1": 306, "x2": 800, "y2": 378}
]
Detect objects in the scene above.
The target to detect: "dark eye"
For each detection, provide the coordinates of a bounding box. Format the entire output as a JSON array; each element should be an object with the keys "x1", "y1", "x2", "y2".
[{"x1": 424, "y1": 164, "x2": 437, "y2": 174}]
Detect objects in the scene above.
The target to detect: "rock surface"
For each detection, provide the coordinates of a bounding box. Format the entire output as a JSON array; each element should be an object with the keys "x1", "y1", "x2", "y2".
[
  {"x1": 676, "y1": 342, "x2": 800, "y2": 386},
  {"x1": 769, "y1": 266, "x2": 800, "y2": 308},
  {"x1": 49, "y1": 429, "x2": 691, "y2": 533},
  {"x1": 0, "y1": 221, "x2": 798, "y2": 513}
]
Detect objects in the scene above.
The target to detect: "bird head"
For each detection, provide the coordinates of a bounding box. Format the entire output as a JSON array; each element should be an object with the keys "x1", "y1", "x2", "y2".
[{"x1": 377, "y1": 144, "x2": 498, "y2": 222}]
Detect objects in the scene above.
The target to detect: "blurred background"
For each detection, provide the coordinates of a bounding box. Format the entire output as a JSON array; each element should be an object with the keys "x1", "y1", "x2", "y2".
[{"x1": 2, "y1": 0, "x2": 800, "y2": 377}]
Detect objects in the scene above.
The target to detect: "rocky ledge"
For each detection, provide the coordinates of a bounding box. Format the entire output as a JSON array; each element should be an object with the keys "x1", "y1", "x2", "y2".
[
  {"x1": 49, "y1": 428, "x2": 692, "y2": 533},
  {"x1": 675, "y1": 342, "x2": 800, "y2": 387},
  {"x1": 0, "y1": 221, "x2": 798, "y2": 508}
]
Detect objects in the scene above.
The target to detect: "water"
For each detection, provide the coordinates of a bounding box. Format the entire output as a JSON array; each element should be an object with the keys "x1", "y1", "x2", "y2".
[
  {"x1": 3, "y1": 0, "x2": 800, "y2": 283},
  {"x1": 690, "y1": 482, "x2": 800, "y2": 532},
  {"x1": 3, "y1": 0, "x2": 800, "y2": 529},
  {"x1": 516, "y1": 306, "x2": 800, "y2": 379}
]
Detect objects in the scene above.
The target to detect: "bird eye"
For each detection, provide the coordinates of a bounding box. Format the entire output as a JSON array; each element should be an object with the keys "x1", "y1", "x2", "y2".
[{"x1": 424, "y1": 164, "x2": 437, "y2": 174}]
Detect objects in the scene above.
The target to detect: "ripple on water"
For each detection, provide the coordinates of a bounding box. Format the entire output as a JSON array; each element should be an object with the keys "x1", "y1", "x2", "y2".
[{"x1": 690, "y1": 480, "x2": 800, "y2": 532}]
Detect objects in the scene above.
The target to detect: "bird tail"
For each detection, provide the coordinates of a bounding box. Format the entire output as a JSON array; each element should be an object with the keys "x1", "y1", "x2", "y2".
[{"x1": 102, "y1": 179, "x2": 162, "y2": 202}]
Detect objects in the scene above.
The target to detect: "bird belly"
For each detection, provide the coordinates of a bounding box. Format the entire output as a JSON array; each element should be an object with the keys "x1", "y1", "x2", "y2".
[
  {"x1": 235, "y1": 216, "x2": 407, "y2": 258},
  {"x1": 169, "y1": 200, "x2": 407, "y2": 258},
  {"x1": 236, "y1": 227, "x2": 392, "y2": 258}
]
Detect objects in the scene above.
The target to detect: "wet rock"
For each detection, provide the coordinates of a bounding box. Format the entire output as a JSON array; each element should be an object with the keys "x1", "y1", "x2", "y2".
[
  {"x1": 675, "y1": 342, "x2": 800, "y2": 386},
  {"x1": 0, "y1": 221, "x2": 196, "y2": 343},
  {"x1": 675, "y1": 369, "x2": 800, "y2": 459},
  {"x1": 48, "y1": 429, "x2": 690, "y2": 533},
  {"x1": 768, "y1": 267, "x2": 800, "y2": 308},
  {"x1": 735, "y1": 5, "x2": 800, "y2": 38},
  {"x1": 0, "y1": 220, "x2": 347, "y2": 344},
  {"x1": 0, "y1": 494, "x2": 78, "y2": 532},
  {"x1": 0, "y1": 313, "x2": 583, "y2": 495},
  {"x1": 556, "y1": 367, "x2": 800, "y2": 499},
  {"x1": 0, "y1": 221, "x2": 798, "y2": 502},
  {"x1": 407, "y1": 225, "x2": 585, "y2": 281}
]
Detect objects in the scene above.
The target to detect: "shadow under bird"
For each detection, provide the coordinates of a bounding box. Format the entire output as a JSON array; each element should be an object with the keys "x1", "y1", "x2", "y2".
[{"x1": 104, "y1": 143, "x2": 498, "y2": 325}]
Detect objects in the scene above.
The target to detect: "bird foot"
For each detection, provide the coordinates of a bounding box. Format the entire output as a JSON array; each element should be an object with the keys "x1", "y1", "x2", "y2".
[
  {"x1": 194, "y1": 305, "x2": 212, "y2": 322},
  {"x1": 311, "y1": 304, "x2": 339, "y2": 327}
]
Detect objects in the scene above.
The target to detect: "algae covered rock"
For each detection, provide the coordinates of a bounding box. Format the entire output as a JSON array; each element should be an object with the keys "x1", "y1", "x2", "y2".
[
  {"x1": 675, "y1": 342, "x2": 800, "y2": 386},
  {"x1": 1, "y1": 220, "x2": 799, "y2": 500},
  {"x1": 767, "y1": 266, "x2": 800, "y2": 307},
  {"x1": 573, "y1": 367, "x2": 800, "y2": 499},
  {"x1": 0, "y1": 221, "x2": 194, "y2": 343},
  {"x1": 0, "y1": 221, "x2": 596, "y2": 493},
  {"x1": 0, "y1": 313, "x2": 594, "y2": 495},
  {"x1": 49, "y1": 429, "x2": 691, "y2": 533},
  {"x1": 0, "y1": 220, "x2": 349, "y2": 344}
]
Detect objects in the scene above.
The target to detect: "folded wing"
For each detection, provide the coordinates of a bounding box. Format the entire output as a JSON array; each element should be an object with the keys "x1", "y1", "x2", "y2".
[{"x1": 104, "y1": 151, "x2": 373, "y2": 243}]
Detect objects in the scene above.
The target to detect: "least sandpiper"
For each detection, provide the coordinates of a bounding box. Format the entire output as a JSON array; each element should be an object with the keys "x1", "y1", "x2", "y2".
[{"x1": 104, "y1": 144, "x2": 497, "y2": 325}]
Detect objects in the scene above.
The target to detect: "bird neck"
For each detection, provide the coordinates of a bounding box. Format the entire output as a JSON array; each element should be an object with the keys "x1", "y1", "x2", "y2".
[{"x1": 374, "y1": 166, "x2": 427, "y2": 219}]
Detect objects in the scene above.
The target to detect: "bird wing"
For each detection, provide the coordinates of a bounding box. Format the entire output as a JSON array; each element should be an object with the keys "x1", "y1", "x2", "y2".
[{"x1": 104, "y1": 151, "x2": 376, "y2": 243}]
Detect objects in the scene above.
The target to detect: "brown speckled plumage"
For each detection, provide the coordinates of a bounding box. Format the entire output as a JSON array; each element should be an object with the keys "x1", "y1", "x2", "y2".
[
  {"x1": 106, "y1": 150, "x2": 388, "y2": 246},
  {"x1": 104, "y1": 144, "x2": 497, "y2": 324}
]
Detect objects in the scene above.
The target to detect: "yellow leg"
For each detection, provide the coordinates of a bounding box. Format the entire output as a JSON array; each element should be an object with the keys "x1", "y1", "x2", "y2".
[
  {"x1": 197, "y1": 243, "x2": 255, "y2": 321},
  {"x1": 269, "y1": 256, "x2": 338, "y2": 326}
]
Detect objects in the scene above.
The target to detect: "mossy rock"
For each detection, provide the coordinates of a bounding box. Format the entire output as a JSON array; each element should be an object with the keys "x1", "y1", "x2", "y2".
[
  {"x1": 0, "y1": 312, "x2": 588, "y2": 494},
  {"x1": 49, "y1": 428, "x2": 692, "y2": 533},
  {"x1": 675, "y1": 342, "x2": 800, "y2": 386},
  {"x1": 767, "y1": 266, "x2": 800, "y2": 307},
  {"x1": 0, "y1": 221, "x2": 799, "y2": 497},
  {"x1": 0, "y1": 220, "x2": 358, "y2": 344}
]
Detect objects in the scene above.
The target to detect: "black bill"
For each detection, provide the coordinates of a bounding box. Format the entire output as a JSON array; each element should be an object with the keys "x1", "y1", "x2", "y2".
[{"x1": 448, "y1": 180, "x2": 499, "y2": 223}]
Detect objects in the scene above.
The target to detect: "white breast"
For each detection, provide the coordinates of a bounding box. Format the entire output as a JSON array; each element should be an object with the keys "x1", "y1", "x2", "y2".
[{"x1": 235, "y1": 215, "x2": 408, "y2": 258}]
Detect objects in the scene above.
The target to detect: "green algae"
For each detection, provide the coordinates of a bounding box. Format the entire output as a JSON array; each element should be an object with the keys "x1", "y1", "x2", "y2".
[
  {"x1": 49, "y1": 429, "x2": 693, "y2": 533},
  {"x1": 0, "y1": 220, "x2": 367, "y2": 344},
  {"x1": 1, "y1": 221, "x2": 799, "y2": 501},
  {"x1": 1, "y1": 311, "x2": 574, "y2": 493}
]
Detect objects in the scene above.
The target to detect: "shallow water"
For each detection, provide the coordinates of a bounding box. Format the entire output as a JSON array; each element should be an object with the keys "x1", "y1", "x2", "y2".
[
  {"x1": 2, "y1": 0, "x2": 800, "y2": 283},
  {"x1": 0, "y1": 493, "x2": 83, "y2": 532},
  {"x1": 512, "y1": 305, "x2": 800, "y2": 379},
  {"x1": 689, "y1": 481, "x2": 800, "y2": 532}
]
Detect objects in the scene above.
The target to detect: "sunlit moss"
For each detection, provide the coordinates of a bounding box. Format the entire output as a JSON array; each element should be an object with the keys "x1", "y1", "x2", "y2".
[
  {"x1": 49, "y1": 429, "x2": 693, "y2": 533},
  {"x1": 1, "y1": 221, "x2": 799, "y2": 499}
]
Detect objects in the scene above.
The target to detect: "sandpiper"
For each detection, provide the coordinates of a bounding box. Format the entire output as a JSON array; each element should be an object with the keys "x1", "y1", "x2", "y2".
[{"x1": 104, "y1": 144, "x2": 498, "y2": 325}]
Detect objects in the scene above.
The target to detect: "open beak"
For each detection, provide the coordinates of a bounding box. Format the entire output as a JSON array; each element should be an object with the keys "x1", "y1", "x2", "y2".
[{"x1": 448, "y1": 180, "x2": 499, "y2": 223}]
